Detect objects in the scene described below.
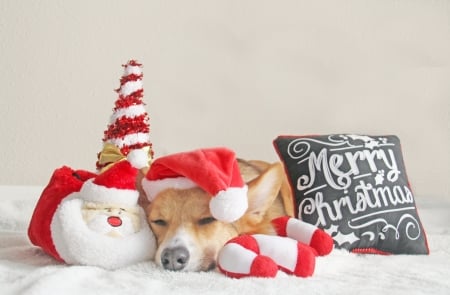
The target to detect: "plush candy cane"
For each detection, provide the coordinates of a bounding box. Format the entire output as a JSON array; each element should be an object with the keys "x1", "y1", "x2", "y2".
[
  {"x1": 217, "y1": 234, "x2": 316, "y2": 278},
  {"x1": 217, "y1": 216, "x2": 333, "y2": 278},
  {"x1": 271, "y1": 216, "x2": 333, "y2": 256}
]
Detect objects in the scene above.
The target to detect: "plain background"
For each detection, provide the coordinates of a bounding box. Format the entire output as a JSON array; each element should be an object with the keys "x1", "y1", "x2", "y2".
[{"x1": 0, "y1": 1, "x2": 448, "y2": 199}]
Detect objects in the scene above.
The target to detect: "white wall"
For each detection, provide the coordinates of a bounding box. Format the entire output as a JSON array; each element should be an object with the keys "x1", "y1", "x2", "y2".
[{"x1": 1, "y1": 0, "x2": 449, "y2": 199}]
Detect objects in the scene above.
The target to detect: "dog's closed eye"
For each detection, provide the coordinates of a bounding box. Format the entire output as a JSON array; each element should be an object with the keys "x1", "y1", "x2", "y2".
[
  {"x1": 198, "y1": 217, "x2": 216, "y2": 226},
  {"x1": 151, "y1": 219, "x2": 168, "y2": 226}
]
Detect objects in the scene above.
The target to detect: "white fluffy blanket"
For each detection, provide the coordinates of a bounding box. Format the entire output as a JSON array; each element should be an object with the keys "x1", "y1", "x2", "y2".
[{"x1": 1, "y1": 186, "x2": 449, "y2": 295}]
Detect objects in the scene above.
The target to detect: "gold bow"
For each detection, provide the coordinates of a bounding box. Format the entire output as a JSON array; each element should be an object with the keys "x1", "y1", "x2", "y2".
[{"x1": 97, "y1": 143, "x2": 152, "y2": 173}]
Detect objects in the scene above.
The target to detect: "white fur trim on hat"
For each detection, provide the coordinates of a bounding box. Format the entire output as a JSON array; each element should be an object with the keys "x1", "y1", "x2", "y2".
[
  {"x1": 209, "y1": 186, "x2": 248, "y2": 223},
  {"x1": 79, "y1": 179, "x2": 139, "y2": 207},
  {"x1": 142, "y1": 177, "x2": 197, "y2": 202}
]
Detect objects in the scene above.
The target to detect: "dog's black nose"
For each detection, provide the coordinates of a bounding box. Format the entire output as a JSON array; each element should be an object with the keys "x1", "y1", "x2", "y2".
[{"x1": 161, "y1": 246, "x2": 190, "y2": 271}]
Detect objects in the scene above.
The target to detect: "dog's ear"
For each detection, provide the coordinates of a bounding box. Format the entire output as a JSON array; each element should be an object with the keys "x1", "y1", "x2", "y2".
[
  {"x1": 245, "y1": 162, "x2": 284, "y2": 225},
  {"x1": 136, "y1": 169, "x2": 150, "y2": 209}
]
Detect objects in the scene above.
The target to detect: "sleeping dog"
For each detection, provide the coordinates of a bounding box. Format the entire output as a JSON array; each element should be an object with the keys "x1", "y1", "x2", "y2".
[{"x1": 139, "y1": 158, "x2": 294, "y2": 272}]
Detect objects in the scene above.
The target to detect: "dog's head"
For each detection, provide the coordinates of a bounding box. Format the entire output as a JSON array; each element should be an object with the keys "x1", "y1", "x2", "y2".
[{"x1": 146, "y1": 162, "x2": 287, "y2": 272}]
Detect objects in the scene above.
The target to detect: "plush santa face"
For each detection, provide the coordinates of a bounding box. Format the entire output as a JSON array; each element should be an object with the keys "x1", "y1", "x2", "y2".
[
  {"x1": 50, "y1": 195, "x2": 156, "y2": 269},
  {"x1": 81, "y1": 202, "x2": 141, "y2": 237}
]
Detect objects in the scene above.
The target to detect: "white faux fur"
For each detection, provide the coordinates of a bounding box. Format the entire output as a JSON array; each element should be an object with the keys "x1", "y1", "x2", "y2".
[
  {"x1": 79, "y1": 180, "x2": 139, "y2": 207},
  {"x1": 127, "y1": 149, "x2": 149, "y2": 169},
  {"x1": 124, "y1": 65, "x2": 142, "y2": 76},
  {"x1": 107, "y1": 132, "x2": 150, "y2": 149},
  {"x1": 2, "y1": 186, "x2": 450, "y2": 293},
  {"x1": 109, "y1": 105, "x2": 147, "y2": 124},
  {"x1": 209, "y1": 186, "x2": 248, "y2": 222},
  {"x1": 50, "y1": 197, "x2": 156, "y2": 269},
  {"x1": 142, "y1": 178, "x2": 248, "y2": 222},
  {"x1": 141, "y1": 177, "x2": 197, "y2": 202},
  {"x1": 120, "y1": 80, "x2": 142, "y2": 96}
]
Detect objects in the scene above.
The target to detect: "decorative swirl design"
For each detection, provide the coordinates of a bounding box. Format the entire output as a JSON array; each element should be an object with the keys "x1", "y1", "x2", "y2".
[
  {"x1": 336, "y1": 174, "x2": 351, "y2": 189},
  {"x1": 348, "y1": 213, "x2": 421, "y2": 243},
  {"x1": 297, "y1": 175, "x2": 311, "y2": 189},
  {"x1": 299, "y1": 197, "x2": 316, "y2": 216},
  {"x1": 287, "y1": 140, "x2": 311, "y2": 161},
  {"x1": 298, "y1": 198, "x2": 320, "y2": 226},
  {"x1": 399, "y1": 214, "x2": 421, "y2": 240},
  {"x1": 286, "y1": 135, "x2": 360, "y2": 163}
]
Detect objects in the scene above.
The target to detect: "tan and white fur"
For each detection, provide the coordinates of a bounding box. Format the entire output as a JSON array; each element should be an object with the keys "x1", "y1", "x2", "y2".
[{"x1": 141, "y1": 160, "x2": 294, "y2": 272}]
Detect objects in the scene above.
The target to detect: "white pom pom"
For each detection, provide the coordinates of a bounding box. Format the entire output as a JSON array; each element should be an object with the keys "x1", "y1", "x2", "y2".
[
  {"x1": 209, "y1": 186, "x2": 248, "y2": 222},
  {"x1": 127, "y1": 149, "x2": 149, "y2": 169}
]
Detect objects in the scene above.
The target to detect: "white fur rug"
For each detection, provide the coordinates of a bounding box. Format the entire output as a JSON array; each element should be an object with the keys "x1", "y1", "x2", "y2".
[{"x1": 1, "y1": 186, "x2": 449, "y2": 295}]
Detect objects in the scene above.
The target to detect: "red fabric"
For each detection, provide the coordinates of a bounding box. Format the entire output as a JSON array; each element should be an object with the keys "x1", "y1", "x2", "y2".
[
  {"x1": 310, "y1": 229, "x2": 334, "y2": 256},
  {"x1": 103, "y1": 115, "x2": 149, "y2": 147},
  {"x1": 272, "y1": 216, "x2": 334, "y2": 256},
  {"x1": 125, "y1": 60, "x2": 142, "y2": 67},
  {"x1": 27, "y1": 166, "x2": 96, "y2": 261},
  {"x1": 93, "y1": 160, "x2": 138, "y2": 190},
  {"x1": 219, "y1": 255, "x2": 278, "y2": 279},
  {"x1": 225, "y1": 235, "x2": 260, "y2": 254},
  {"x1": 220, "y1": 236, "x2": 278, "y2": 279},
  {"x1": 351, "y1": 248, "x2": 391, "y2": 255},
  {"x1": 120, "y1": 73, "x2": 143, "y2": 85},
  {"x1": 113, "y1": 93, "x2": 144, "y2": 109},
  {"x1": 271, "y1": 216, "x2": 290, "y2": 237},
  {"x1": 279, "y1": 242, "x2": 315, "y2": 277},
  {"x1": 249, "y1": 255, "x2": 279, "y2": 278},
  {"x1": 146, "y1": 147, "x2": 244, "y2": 196}
]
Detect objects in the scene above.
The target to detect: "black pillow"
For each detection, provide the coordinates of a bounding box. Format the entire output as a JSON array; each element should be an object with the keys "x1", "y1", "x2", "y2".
[{"x1": 274, "y1": 134, "x2": 429, "y2": 254}]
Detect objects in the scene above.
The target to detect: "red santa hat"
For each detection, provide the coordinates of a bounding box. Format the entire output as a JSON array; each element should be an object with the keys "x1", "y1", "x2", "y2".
[
  {"x1": 79, "y1": 160, "x2": 139, "y2": 206},
  {"x1": 141, "y1": 147, "x2": 248, "y2": 222},
  {"x1": 97, "y1": 60, "x2": 153, "y2": 171},
  {"x1": 28, "y1": 166, "x2": 97, "y2": 262}
]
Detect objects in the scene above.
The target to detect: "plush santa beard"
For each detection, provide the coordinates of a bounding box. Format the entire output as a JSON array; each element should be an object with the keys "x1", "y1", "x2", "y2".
[{"x1": 50, "y1": 197, "x2": 156, "y2": 269}]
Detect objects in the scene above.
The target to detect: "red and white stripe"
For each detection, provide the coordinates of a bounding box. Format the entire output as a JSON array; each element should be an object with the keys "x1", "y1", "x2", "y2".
[
  {"x1": 217, "y1": 234, "x2": 316, "y2": 278},
  {"x1": 119, "y1": 80, "x2": 143, "y2": 96},
  {"x1": 99, "y1": 60, "x2": 153, "y2": 171},
  {"x1": 271, "y1": 216, "x2": 334, "y2": 256},
  {"x1": 108, "y1": 104, "x2": 147, "y2": 124}
]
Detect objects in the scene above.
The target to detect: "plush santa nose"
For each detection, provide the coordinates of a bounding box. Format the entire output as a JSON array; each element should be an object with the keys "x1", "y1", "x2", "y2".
[{"x1": 107, "y1": 216, "x2": 123, "y2": 227}]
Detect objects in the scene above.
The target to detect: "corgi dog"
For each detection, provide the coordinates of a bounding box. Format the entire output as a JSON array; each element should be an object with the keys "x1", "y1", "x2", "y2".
[{"x1": 143, "y1": 160, "x2": 296, "y2": 272}]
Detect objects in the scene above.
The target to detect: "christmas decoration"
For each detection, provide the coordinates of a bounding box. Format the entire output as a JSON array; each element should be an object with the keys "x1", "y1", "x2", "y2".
[
  {"x1": 28, "y1": 60, "x2": 157, "y2": 269},
  {"x1": 97, "y1": 60, "x2": 153, "y2": 172},
  {"x1": 217, "y1": 216, "x2": 334, "y2": 278},
  {"x1": 28, "y1": 161, "x2": 156, "y2": 269},
  {"x1": 142, "y1": 147, "x2": 248, "y2": 223}
]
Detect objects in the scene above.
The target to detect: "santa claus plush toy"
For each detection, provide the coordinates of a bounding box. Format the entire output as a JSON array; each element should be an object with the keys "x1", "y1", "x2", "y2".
[
  {"x1": 28, "y1": 60, "x2": 156, "y2": 269},
  {"x1": 28, "y1": 161, "x2": 156, "y2": 269}
]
